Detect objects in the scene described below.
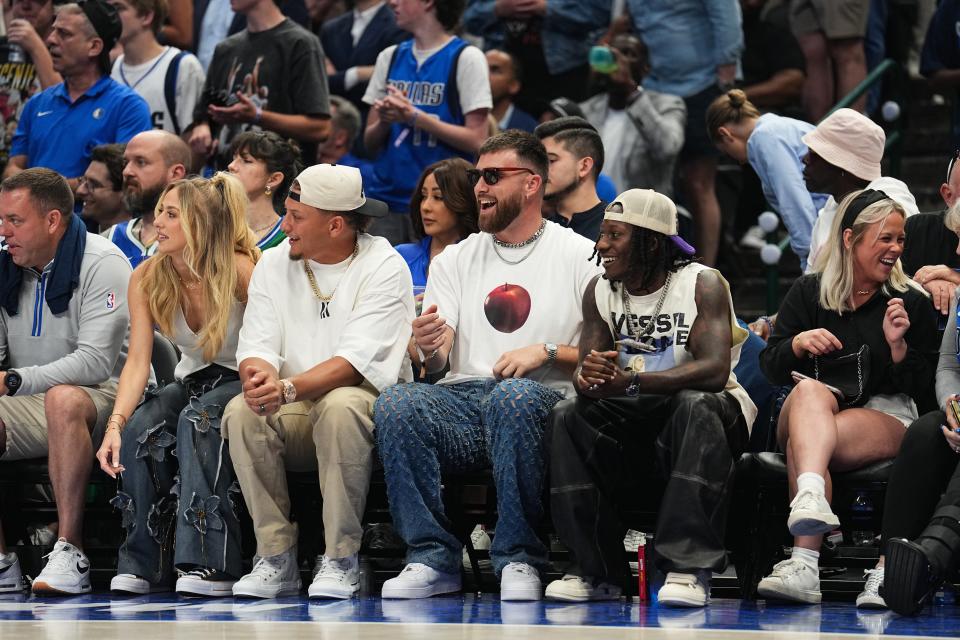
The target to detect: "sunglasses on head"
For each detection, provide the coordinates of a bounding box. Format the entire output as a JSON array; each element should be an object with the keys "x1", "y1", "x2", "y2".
[{"x1": 466, "y1": 167, "x2": 534, "y2": 186}]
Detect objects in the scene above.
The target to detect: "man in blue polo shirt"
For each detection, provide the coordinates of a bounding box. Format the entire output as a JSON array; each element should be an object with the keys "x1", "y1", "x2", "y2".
[{"x1": 3, "y1": 0, "x2": 151, "y2": 192}]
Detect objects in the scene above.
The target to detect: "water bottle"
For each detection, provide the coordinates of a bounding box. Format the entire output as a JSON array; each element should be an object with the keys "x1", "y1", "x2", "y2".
[
  {"x1": 588, "y1": 46, "x2": 618, "y2": 74},
  {"x1": 850, "y1": 491, "x2": 876, "y2": 546}
]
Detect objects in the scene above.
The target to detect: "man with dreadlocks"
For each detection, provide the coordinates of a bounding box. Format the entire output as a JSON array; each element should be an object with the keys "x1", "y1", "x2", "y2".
[{"x1": 544, "y1": 188, "x2": 756, "y2": 607}]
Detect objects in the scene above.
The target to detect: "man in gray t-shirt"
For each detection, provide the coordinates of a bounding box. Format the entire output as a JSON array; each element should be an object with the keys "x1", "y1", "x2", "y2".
[
  {"x1": 0, "y1": 168, "x2": 131, "y2": 597},
  {"x1": 187, "y1": 0, "x2": 331, "y2": 167}
]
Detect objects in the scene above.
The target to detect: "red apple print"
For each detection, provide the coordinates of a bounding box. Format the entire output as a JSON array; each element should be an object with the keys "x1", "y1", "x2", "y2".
[{"x1": 484, "y1": 283, "x2": 531, "y2": 333}]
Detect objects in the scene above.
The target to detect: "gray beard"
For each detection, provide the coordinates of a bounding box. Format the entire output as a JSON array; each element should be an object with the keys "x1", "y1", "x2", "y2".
[{"x1": 479, "y1": 192, "x2": 523, "y2": 234}]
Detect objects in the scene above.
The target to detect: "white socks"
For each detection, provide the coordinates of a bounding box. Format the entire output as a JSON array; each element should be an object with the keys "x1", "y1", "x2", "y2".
[
  {"x1": 791, "y1": 546, "x2": 820, "y2": 571},
  {"x1": 797, "y1": 472, "x2": 826, "y2": 496}
]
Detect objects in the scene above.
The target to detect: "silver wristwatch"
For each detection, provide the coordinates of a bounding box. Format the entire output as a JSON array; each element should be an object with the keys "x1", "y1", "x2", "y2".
[
  {"x1": 280, "y1": 379, "x2": 297, "y2": 404},
  {"x1": 544, "y1": 342, "x2": 558, "y2": 366},
  {"x1": 625, "y1": 371, "x2": 641, "y2": 397}
]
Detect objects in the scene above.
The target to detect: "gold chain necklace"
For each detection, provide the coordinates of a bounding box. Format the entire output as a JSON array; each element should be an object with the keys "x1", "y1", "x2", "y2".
[
  {"x1": 251, "y1": 215, "x2": 280, "y2": 234},
  {"x1": 303, "y1": 242, "x2": 360, "y2": 302}
]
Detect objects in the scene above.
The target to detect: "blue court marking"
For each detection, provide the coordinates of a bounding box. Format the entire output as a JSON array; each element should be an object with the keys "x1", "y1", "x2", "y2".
[{"x1": 0, "y1": 593, "x2": 956, "y2": 636}]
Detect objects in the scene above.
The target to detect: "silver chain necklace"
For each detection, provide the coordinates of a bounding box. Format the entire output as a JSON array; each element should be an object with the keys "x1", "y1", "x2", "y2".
[
  {"x1": 491, "y1": 220, "x2": 546, "y2": 265},
  {"x1": 492, "y1": 219, "x2": 546, "y2": 248},
  {"x1": 619, "y1": 272, "x2": 673, "y2": 352}
]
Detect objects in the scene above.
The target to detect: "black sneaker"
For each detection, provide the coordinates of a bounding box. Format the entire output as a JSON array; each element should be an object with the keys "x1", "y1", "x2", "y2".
[{"x1": 176, "y1": 567, "x2": 236, "y2": 597}]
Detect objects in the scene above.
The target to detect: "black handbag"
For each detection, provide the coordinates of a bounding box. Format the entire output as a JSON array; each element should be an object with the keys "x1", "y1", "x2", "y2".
[{"x1": 814, "y1": 344, "x2": 871, "y2": 406}]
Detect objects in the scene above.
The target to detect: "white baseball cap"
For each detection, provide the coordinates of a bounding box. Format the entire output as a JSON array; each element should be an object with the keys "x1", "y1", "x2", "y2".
[
  {"x1": 603, "y1": 189, "x2": 696, "y2": 255},
  {"x1": 290, "y1": 164, "x2": 388, "y2": 218}
]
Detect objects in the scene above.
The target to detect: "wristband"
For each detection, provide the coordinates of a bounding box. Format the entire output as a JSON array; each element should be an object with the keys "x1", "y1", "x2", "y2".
[
  {"x1": 758, "y1": 315, "x2": 775, "y2": 335},
  {"x1": 254, "y1": 105, "x2": 263, "y2": 124},
  {"x1": 408, "y1": 109, "x2": 419, "y2": 128}
]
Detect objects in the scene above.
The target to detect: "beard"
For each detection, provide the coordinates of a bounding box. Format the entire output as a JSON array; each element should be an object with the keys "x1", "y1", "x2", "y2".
[
  {"x1": 478, "y1": 191, "x2": 523, "y2": 234},
  {"x1": 544, "y1": 173, "x2": 580, "y2": 204},
  {"x1": 123, "y1": 182, "x2": 165, "y2": 218}
]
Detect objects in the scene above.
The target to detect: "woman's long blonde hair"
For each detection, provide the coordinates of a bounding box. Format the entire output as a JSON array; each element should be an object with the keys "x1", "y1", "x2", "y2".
[
  {"x1": 140, "y1": 172, "x2": 260, "y2": 360},
  {"x1": 814, "y1": 189, "x2": 919, "y2": 313}
]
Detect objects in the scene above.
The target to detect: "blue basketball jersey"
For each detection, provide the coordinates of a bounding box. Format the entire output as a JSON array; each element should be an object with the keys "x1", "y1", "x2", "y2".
[
  {"x1": 108, "y1": 220, "x2": 157, "y2": 269},
  {"x1": 366, "y1": 38, "x2": 472, "y2": 213}
]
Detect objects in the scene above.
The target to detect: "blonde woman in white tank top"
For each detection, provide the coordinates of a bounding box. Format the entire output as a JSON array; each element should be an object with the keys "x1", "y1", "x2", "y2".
[{"x1": 95, "y1": 173, "x2": 259, "y2": 597}]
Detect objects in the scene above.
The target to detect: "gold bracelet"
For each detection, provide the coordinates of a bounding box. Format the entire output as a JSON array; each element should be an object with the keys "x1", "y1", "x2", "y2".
[{"x1": 106, "y1": 414, "x2": 127, "y2": 433}]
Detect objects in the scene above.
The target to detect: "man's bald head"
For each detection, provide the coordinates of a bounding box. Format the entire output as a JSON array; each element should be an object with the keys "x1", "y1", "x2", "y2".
[{"x1": 122, "y1": 130, "x2": 191, "y2": 217}]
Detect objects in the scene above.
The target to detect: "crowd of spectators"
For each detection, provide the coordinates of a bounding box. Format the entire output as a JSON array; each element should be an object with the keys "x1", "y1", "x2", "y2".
[{"x1": 2, "y1": 0, "x2": 960, "y2": 621}]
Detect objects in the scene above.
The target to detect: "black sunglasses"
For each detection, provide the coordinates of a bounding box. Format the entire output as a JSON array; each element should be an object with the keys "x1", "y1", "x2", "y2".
[{"x1": 466, "y1": 167, "x2": 534, "y2": 186}]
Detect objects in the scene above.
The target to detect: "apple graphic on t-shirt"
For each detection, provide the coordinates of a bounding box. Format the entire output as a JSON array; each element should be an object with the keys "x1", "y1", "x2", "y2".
[{"x1": 484, "y1": 283, "x2": 531, "y2": 333}]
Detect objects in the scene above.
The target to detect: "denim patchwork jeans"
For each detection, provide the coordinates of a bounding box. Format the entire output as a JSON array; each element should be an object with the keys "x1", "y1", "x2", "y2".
[
  {"x1": 374, "y1": 378, "x2": 564, "y2": 577},
  {"x1": 115, "y1": 365, "x2": 243, "y2": 584}
]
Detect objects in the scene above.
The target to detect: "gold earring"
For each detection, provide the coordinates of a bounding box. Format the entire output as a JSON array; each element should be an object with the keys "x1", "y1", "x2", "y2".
[{"x1": 265, "y1": 185, "x2": 272, "y2": 195}]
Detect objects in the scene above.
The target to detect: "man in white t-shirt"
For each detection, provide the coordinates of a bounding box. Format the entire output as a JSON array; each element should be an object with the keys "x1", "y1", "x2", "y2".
[
  {"x1": 544, "y1": 189, "x2": 754, "y2": 608},
  {"x1": 221, "y1": 164, "x2": 415, "y2": 600},
  {"x1": 373, "y1": 130, "x2": 601, "y2": 601},
  {"x1": 109, "y1": 0, "x2": 205, "y2": 135}
]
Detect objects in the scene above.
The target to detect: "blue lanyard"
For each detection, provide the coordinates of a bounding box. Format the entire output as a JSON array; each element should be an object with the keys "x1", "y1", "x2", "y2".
[{"x1": 119, "y1": 47, "x2": 170, "y2": 90}]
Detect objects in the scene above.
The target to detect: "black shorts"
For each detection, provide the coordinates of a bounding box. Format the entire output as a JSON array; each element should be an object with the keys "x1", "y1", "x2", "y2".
[{"x1": 682, "y1": 84, "x2": 723, "y2": 160}]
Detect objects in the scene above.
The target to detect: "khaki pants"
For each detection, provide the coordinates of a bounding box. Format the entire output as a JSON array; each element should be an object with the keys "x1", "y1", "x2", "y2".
[
  {"x1": 221, "y1": 383, "x2": 378, "y2": 559},
  {"x1": 0, "y1": 382, "x2": 119, "y2": 461}
]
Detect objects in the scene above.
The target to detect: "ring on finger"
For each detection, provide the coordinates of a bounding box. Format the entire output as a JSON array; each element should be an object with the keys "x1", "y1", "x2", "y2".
[{"x1": 258, "y1": 403, "x2": 266, "y2": 413}]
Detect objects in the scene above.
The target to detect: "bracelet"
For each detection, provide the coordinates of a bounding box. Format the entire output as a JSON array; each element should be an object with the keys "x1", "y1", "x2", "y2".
[
  {"x1": 254, "y1": 105, "x2": 263, "y2": 124},
  {"x1": 106, "y1": 413, "x2": 127, "y2": 433},
  {"x1": 408, "y1": 109, "x2": 419, "y2": 128},
  {"x1": 758, "y1": 315, "x2": 775, "y2": 335},
  {"x1": 415, "y1": 343, "x2": 439, "y2": 363}
]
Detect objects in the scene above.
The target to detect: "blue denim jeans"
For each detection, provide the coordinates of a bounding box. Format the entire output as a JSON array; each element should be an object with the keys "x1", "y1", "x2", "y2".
[
  {"x1": 115, "y1": 365, "x2": 243, "y2": 584},
  {"x1": 374, "y1": 378, "x2": 564, "y2": 577}
]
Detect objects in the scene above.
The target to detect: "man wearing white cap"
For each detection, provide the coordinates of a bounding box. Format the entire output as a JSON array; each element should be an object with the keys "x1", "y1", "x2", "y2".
[
  {"x1": 221, "y1": 164, "x2": 415, "y2": 599},
  {"x1": 545, "y1": 189, "x2": 756, "y2": 607},
  {"x1": 803, "y1": 108, "x2": 918, "y2": 272}
]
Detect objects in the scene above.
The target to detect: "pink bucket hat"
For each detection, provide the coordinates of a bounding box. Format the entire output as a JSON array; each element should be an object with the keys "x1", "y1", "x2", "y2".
[{"x1": 801, "y1": 108, "x2": 885, "y2": 182}]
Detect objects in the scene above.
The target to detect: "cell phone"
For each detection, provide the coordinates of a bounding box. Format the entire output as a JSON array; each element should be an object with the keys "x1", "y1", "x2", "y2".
[
  {"x1": 949, "y1": 399, "x2": 960, "y2": 432},
  {"x1": 791, "y1": 370, "x2": 844, "y2": 400}
]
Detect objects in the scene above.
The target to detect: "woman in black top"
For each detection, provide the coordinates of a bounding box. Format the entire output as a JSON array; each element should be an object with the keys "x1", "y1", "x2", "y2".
[{"x1": 755, "y1": 190, "x2": 939, "y2": 606}]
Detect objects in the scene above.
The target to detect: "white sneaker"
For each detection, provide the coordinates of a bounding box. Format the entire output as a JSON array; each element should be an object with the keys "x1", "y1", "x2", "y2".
[
  {"x1": 461, "y1": 525, "x2": 492, "y2": 570},
  {"x1": 856, "y1": 567, "x2": 887, "y2": 609},
  {"x1": 309, "y1": 554, "x2": 360, "y2": 599},
  {"x1": 0, "y1": 554, "x2": 26, "y2": 592},
  {"x1": 658, "y1": 571, "x2": 711, "y2": 608},
  {"x1": 110, "y1": 573, "x2": 171, "y2": 594},
  {"x1": 500, "y1": 562, "x2": 541, "y2": 601},
  {"x1": 176, "y1": 568, "x2": 236, "y2": 597},
  {"x1": 787, "y1": 489, "x2": 840, "y2": 536},
  {"x1": 381, "y1": 563, "x2": 460, "y2": 599},
  {"x1": 232, "y1": 549, "x2": 301, "y2": 598},
  {"x1": 757, "y1": 558, "x2": 822, "y2": 604},
  {"x1": 31, "y1": 538, "x2": 91, "y2": 595},
  {"x1": 544, "y1": 574, "x2": 621, "y2": 602}
]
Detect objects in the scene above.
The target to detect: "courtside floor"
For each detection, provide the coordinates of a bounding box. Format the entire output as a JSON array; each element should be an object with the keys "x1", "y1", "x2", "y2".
[{"x1": 0, "y1": 593, "x2": 957, "y2": 639}]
